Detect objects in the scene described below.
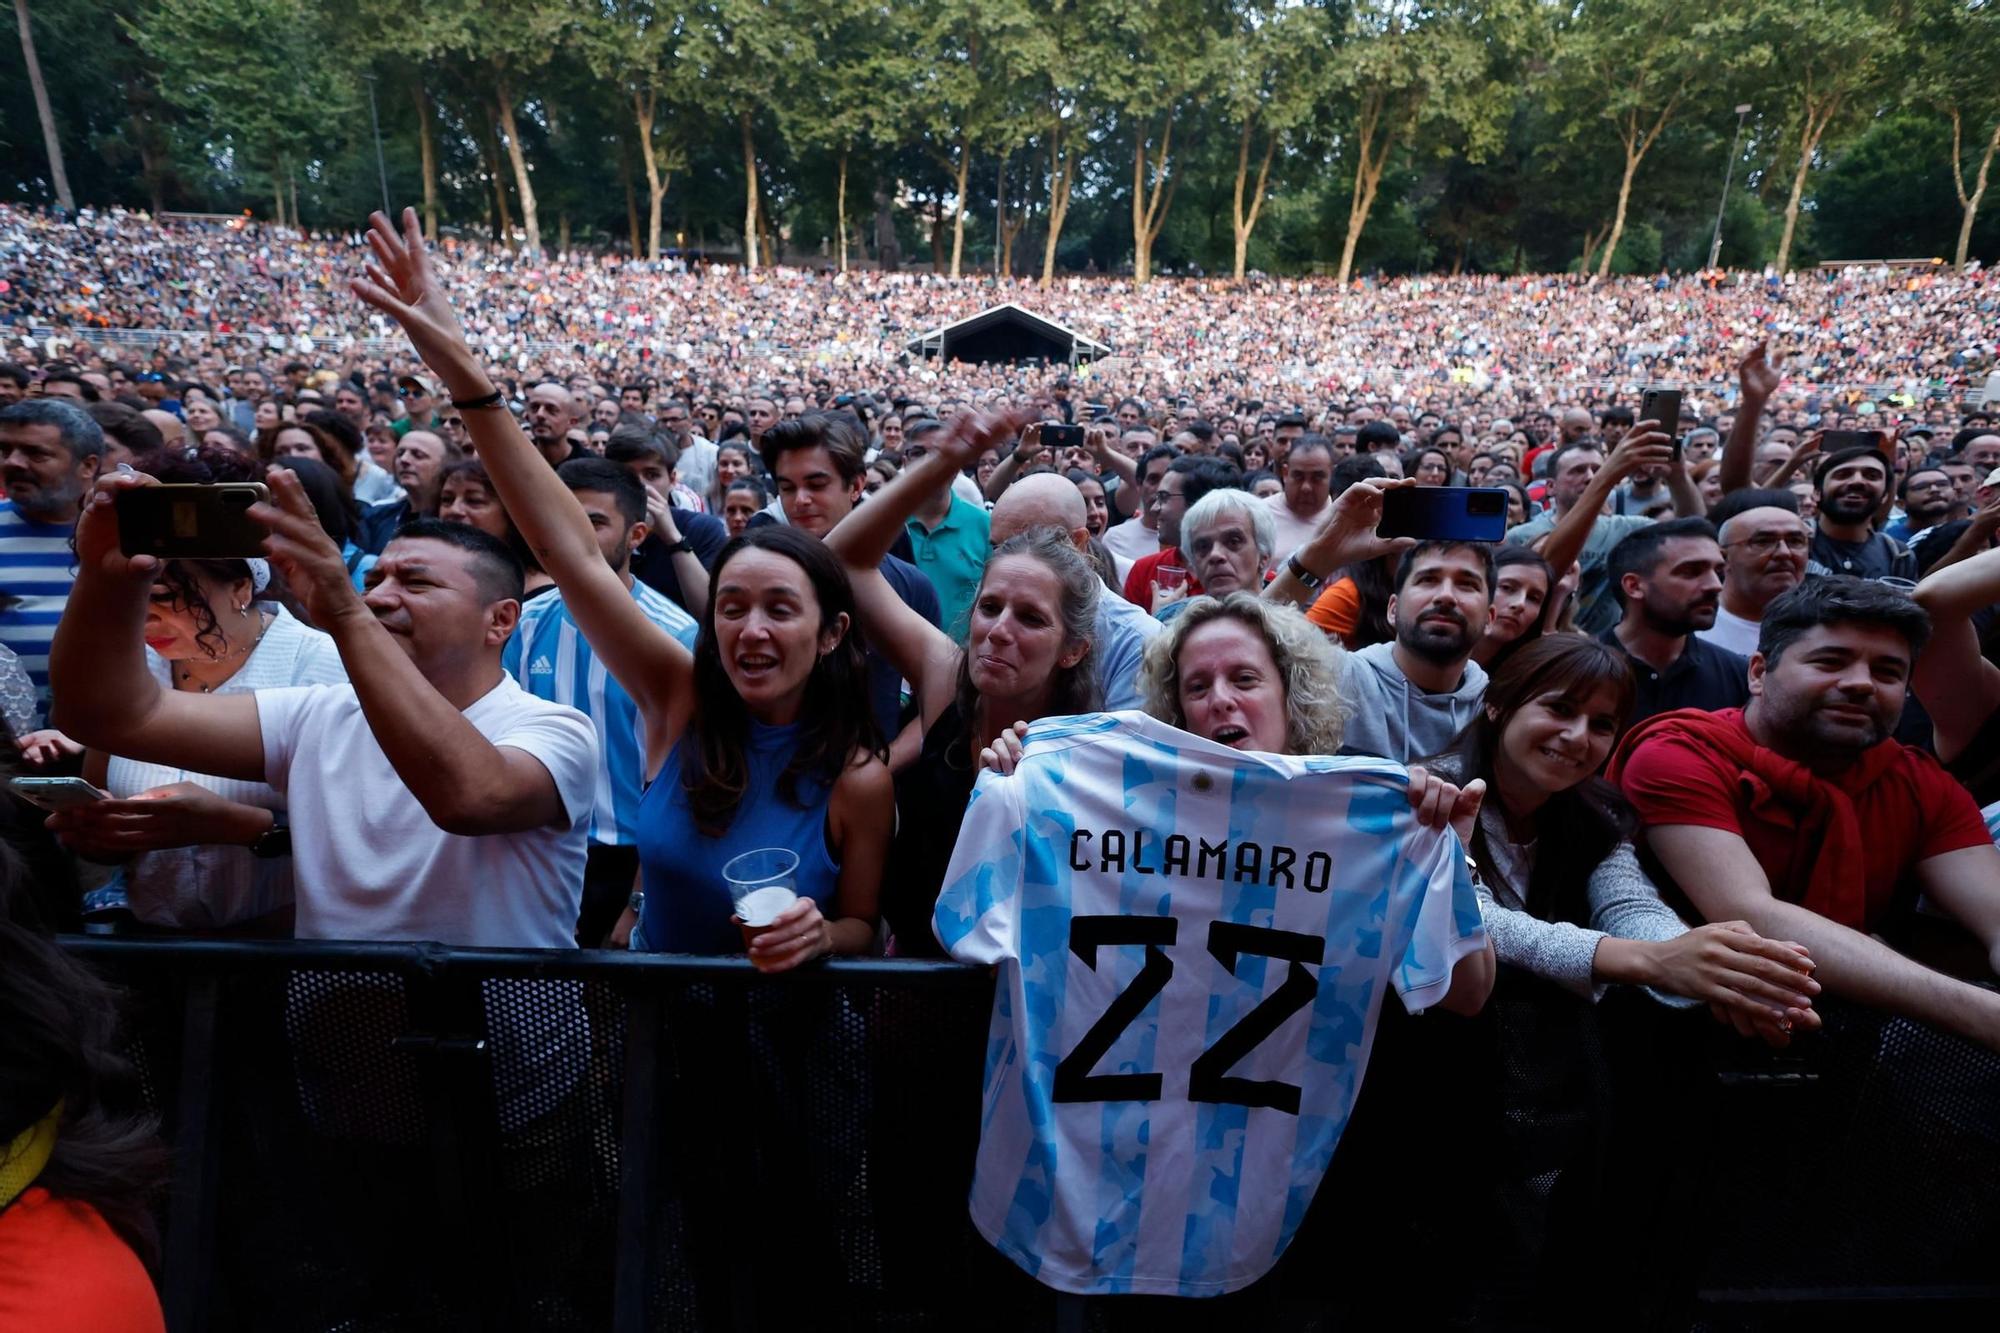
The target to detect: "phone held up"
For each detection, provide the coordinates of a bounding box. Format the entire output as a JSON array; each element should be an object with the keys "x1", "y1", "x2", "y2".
[
  {"x1": 1040, "y1": 423, "x2": 1085, "y2": 452},
  {"x1": 116, "y1": 483, "x2": 270, "y2": 560},
  {"x1": 1378, "y1": 487, "x2": 1511, "y2": 544},
  {"x1": 1821, "y1": 428, "x2": 1893, "y2": 465},
  {"x1": 1639, "y1": 387, "x2": 1684, "y2": 458}
]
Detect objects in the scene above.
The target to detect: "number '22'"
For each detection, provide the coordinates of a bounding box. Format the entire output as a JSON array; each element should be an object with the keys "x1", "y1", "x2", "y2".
[{"x1": 1052, "y1": 915, "x2": 1320, "y2": 1116}]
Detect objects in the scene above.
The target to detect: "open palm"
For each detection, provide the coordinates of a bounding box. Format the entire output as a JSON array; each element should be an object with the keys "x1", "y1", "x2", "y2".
[{"x1": 350, "y1": 208, "x2": 477, "y2": 382}]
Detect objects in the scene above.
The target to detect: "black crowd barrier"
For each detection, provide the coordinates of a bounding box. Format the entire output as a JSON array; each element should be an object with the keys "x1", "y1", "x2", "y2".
[{"x1": 60, "y1": 936, "x2": 2000, "y2": 1333}]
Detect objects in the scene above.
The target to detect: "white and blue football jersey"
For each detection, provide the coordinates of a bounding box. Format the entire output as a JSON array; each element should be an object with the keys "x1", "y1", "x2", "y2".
[{"x1": 933, "y1": 710, "x2": 1486, "y2": 1297}]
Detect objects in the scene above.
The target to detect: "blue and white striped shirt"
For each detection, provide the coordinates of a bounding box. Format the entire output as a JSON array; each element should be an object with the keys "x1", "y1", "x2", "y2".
[
  {"x1": 503, "y1": 582, "x2": 698, "y2": 847},
  {"x1": 0, "y1": 499, "x2": 79, "y2": 720}
]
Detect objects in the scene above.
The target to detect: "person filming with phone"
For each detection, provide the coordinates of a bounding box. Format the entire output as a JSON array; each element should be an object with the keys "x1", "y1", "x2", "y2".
[
  {"x1": 35, "y1": 445, "x2": 348, "y2": 932},
  {"x1": 47, "y1": 458, "x2": 600, "y2": 949}
]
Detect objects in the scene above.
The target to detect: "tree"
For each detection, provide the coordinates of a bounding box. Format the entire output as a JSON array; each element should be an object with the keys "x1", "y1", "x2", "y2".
[
  {"x1": 1326, "y1": 2, "x2": 1513, "y2": 283},
  {"x1": 1216, "y1": 0, "x2": 1325, "y2": 281},
  {"x1": 1748, "y1": 0, "x2": 1897, "y2": 271},
  {"x1": 13, "y1": 0, "x2": 71, "y2": 210},
  {"x1": 129, "y1": 0, "x2": 355, "y2": 228},
  {"x1": 688, "y1": 0, "x2": 802, "y2": 270},
  {"x1": 1546, "y1": 0, "x2": 1739, "y2": 278},
  {"x1": 1910, "y1": 0, "x2": 2000, "y2": 270},
  {"x1": 575, "y1": 0, "x2": 695, "y2": 261},
  {"x1": 1097, "y1": 0, "x2": 1220, "y2": 284}
]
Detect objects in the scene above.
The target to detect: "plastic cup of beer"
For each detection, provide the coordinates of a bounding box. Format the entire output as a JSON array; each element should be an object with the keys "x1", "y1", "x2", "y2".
[
  {"x1": 724, "y1": 847, "x2": 800, "y2": 952},
  {"x1": 1157, "y1": 564, "x2": 1188, "y2": 592}
]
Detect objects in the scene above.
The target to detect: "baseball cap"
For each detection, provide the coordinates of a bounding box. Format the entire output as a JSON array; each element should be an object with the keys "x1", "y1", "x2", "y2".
[{"x1": 396, "y1": 374, "x2": 432, "y2": 395}]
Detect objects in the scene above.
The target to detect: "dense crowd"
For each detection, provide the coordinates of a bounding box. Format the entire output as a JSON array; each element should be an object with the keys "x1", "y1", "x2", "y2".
[{"x1": 3, "y1": 205, "x2": 1999, "y2": 1327}]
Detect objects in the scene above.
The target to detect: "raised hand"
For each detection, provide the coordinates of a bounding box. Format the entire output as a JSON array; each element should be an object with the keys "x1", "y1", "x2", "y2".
[
  {"x1": 1404, "y1": 765, "x2": 1485, "y2": 848},
  {"x1": 75, "y1": 469, "x2": 164, "y2": 584},
  {"x1": 1606, "y1": 418, "x2": 1674, "y2": 480},
  {"x1": 1316, "y1": 475, "x2": 1419, "y2": 567},
  {"x1": 349, "y1": 208, "x2": 483, "y2": 392},
  {"x1": 1738, "y1": 342, "x2": 1783, "y2": 403},
  {"x1": 248, "y1": 466, "x2": 366, "y2": 628}
]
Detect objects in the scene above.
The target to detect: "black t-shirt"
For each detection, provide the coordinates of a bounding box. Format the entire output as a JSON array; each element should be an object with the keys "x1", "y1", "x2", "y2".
[
  {"x1": 880, "y1": 702, "x2": 977, "y2": 958},
  {"x1": 1809, "y1": 528, "x2": 1915, "y2": 581},
  {"x1": 1599, "y1": 628, "x2": 1751, "y2": 724},
  {"x1": 629, "y1": 508, "x2": 729, "y2": 612}
]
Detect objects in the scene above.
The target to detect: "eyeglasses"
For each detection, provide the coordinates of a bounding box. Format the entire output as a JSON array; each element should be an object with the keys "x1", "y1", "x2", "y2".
[{"x1": 1723, "y1": 533, "x2": 1811, "y2": 554}]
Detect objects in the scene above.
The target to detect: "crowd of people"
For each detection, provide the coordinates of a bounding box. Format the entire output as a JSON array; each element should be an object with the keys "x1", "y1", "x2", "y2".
[{"x1": 3, "y1": 203, "x2": 2000, "y2": 1326}]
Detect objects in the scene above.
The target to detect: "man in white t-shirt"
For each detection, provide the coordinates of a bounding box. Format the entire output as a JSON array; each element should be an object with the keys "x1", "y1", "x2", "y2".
[
  {"x1": 53, "y1": 469, "x2": 597, "y2": 949},
  {"x1": 1699, "y1": 493, "x2": 1809, "y2": 658},
  {"x1": 1261, "y1": 432, "x2": 1335, "y2": 562}
]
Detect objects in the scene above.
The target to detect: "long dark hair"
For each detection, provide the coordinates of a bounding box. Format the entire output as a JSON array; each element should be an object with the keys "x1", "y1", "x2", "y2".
[
  {"x1": 1343, "y1": 551, "x2": 1397, "y2": 648},
  {"x1": 1429, "y1": 635, "x2": 1637, "y2": 928},
  {"x1": 1485, "y1": 545, "x2": 1555, "y2": 675},
  {"x1": 0, "y1": 849, "x2": 168, "y2": 1269},
  {"x1": 682, "y1": 525, "x2": 885, "y2": 837}
]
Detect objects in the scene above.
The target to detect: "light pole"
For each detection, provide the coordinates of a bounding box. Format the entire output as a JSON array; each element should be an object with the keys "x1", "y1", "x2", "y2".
[
  {"x1": 364, "y1": 73, "x2": 391, "y2": 216},
  {"x1": 1708, "y1": 103, "x2": 1753, "y2": 271}
]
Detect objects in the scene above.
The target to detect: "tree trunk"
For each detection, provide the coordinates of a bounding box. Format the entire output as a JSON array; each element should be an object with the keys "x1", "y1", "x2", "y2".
[
  {"x1": 1336, "y1": 93, "x2": 1393, "y2": 284},
  {"x1": 13, "y1": 0, "x2": 72, "y2": 211},
  {"x1": 495, "y1": 69, "x2": 541, "y2": 255},
  {"x1": 739, "y1": 112, "x2": 761, "y2": 270},
  {"x1": 1040, "y1": 124, "x2": 1075, "y2": 288},
  {"x1": 1596, "y1": 97, "x2": 1678, "y2": 279},
  {"x1": 873, "y1": 184, "x2": 899, "y2": 271},
  {"x1": 944, "y1": 135, "x2": 968, "y2": 278},
  {"x1": 557, "y1": 212, "x2": 570, "y2": 254},
  {"x1": 1131, "y1": 107, "x2": 1178, "y2": 287},
  {"x1": 483, "y1": 113, "x2": 514, "y2": 246},
  {"x1": 1949, "y1": 108, "x2": 2000, "y2": 273},
  {"x1": 289, "y1": 173, "x2": 302, "y2": 238},
  {"x1": 272, "y1": 156, "x2": 286, "y2": 228},
  {"x1": 1776, "y1": 96, "x2": 1839, "y2": 273},
  {"x1": 622, "y1": 140, "x2": 641, "y2": 257},
  {"x1": 634, "y1": 87, "x2": 671, "y2": 262},
  {"x1": 1231, "y1": 119, "x2": 1275, "y2": 283},
  {"x1": 1597, "y1": 146, "x2": 1640, "y2": 279},
  {"x1": 414, "y1": 82, "x2": 438, "y2": 239},
  {"x1": 1579, "y1": 220, "x2": 1610, "y2": 274},
  {"x1": 929, "y1": 203, "x2": 947, "y2": 272},
  {"x1": 836, "y1": 148, "x2": 849, "y2": 273}
]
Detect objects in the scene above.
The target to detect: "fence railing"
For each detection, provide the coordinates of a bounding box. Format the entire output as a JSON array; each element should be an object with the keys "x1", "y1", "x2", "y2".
[{"x1": 61, "y1": 935, "x2": 2000, "y2": 1332}]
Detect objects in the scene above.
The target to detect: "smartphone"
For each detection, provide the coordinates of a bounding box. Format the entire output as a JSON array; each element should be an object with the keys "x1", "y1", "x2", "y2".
[
  {"x1": 116, "y1": 483, "x2": 271, "y2": 560},
  {"x1": 1638, "y1": 387, "x2": 1683, "y2": 435},
  {"x1": 1822, "y1": 428, "x2": 1891, "y2": 463},
  {"x1": 1379, "y1": 487, "x2": 1511, "y2": 543},
  {"x1": 1041, "y1": 423, "x2": 1085, "y2": 451},
  {"x1": 6, "y1": 776, "x2": 112, "y2": 811}
]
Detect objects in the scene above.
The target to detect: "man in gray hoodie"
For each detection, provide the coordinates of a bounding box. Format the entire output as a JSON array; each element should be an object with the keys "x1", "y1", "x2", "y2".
[{"x1": 1340, "y1": 541, "x2": 1493, "y2": 763}]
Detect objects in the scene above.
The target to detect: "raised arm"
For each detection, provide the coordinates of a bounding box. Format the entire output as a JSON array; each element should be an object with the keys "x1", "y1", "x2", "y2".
[
  {"x1": 1648, "y1": 824, "x2": 2000, "y2": 1052},
  {"x1": 982, "y1": 423, "x2": 1047, "y2": 502},
  {"x1": 256, "y1": 467, "x2": 569, "y2": 835},
  {"x1": 1913, "y1": 543, "x2": 2000, "y2": 763},
  {"x1": 826, "y1": 409, "x2": 1024, "y2": 730},
  {"x1": 1717, "y1": 343, "x2": 1780, "y2": 497},
  {"x1": 351, "y1": 209, "x2": 695, "y2": 749},
  {"x1": 1263, "y1": 477, "x2": 1417, "y2": 608},
  {"x1": 1535, "y1": 422, "x2": 1672, "y2": 579},
  {"x1": 49, "y1": 473, "x2": 265, "y2": 783},
  {"x1": 1088, "y1": 424, "x2": 1139, "y2": 514}
]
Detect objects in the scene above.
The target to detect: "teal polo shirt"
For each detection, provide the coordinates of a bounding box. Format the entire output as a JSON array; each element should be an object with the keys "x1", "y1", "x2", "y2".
[{"x1": 908, "y1": 493, "x2": 991, "y2": 639}]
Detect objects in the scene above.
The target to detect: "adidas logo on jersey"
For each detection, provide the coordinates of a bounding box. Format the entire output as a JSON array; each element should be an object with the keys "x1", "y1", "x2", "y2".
[{"x1": 529, "y1": 656, "x2": 555, "y2": 676}]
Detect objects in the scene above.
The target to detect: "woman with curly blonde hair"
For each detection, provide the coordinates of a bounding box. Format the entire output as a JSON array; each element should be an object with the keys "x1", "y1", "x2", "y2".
[{"x1": 1138, "y1": 592, "x2": 1350, "y2": 755}]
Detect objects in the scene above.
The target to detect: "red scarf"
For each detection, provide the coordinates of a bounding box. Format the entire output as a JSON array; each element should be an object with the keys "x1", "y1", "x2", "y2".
[{"x1": 1606, "y1": 707, "x2": 1903, "y2": 930}]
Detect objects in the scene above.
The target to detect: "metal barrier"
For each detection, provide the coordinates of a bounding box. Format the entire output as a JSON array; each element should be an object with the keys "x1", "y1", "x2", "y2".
[{"x1": 61, "y1": 936, "x2": 2000, "y2": 1332}]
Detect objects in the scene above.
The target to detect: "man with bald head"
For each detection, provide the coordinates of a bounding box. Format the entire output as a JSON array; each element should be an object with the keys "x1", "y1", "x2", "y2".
[
  {"x1": 1699, "y1": 489, "x2": 1809, "y2": 657},
  {"x1": 357, "y1": 429, "x2": 462, "y2": 553},
  {"x1": 525, "y1": 382, "x2": 586, "y2": 468},
  {"x1": 142, "y1": 409, "x2": 186, "y2": 448},
  {"x1": 988, "y1": 474, "x2": 1161, "y2": 710}
]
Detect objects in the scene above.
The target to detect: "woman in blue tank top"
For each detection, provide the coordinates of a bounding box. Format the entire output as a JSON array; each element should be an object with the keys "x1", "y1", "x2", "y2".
[{"x1": 350, "y1": 217, "x2": 892, "y2": 969}]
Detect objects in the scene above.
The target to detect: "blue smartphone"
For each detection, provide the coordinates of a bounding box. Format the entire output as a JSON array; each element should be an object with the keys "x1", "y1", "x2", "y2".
[{"x1": 1378, "y1": 487, "x2": 1510, "y2": 543}]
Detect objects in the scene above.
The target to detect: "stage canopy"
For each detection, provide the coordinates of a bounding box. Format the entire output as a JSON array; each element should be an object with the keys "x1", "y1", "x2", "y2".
[{"x1": 905, "y1": 303, "x2": 1111, "y2": 366}]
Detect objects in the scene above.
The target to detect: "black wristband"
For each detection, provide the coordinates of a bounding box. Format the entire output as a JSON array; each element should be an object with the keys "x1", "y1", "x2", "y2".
[
  {"x1": 451, "y1": 388, "x2": 505, "y2": 412},
  {"x1": 665, "y1": 538, "x2": 696, "y2": 555}
]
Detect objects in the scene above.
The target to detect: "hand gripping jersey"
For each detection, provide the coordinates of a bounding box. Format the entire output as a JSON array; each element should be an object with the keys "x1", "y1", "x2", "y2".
[{"x1": 933, "y1": 711, "x2": 1486, "y2": 1297}]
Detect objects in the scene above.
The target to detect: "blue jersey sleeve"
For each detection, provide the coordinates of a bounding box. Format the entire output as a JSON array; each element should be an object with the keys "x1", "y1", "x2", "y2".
[
  {"x1": 933, "y1": 768, "x2": 1025, "y2": 965},
  {"x1": 1390, "y1": 825, "x2": 1488, "y2": 1013}
]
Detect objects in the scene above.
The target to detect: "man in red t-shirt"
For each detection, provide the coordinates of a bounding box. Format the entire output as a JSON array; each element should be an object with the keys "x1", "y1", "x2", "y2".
[{"x1": 1613, "y1": 576, "x2": 2000, "y2": 1052}]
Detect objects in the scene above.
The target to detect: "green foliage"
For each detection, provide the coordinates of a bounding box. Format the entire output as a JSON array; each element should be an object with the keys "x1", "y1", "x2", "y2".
[{"x1": 0, "y1": 0, "x2": 1990, "y2": 277}]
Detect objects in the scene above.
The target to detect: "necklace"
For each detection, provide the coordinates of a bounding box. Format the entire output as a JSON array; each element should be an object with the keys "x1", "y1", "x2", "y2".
[{"x1": 174, "y1": 611, "x2": 272, "y2": 693}]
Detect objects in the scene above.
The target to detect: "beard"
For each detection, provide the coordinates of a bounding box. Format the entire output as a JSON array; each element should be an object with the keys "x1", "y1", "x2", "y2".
[
  {"x1": 1397, "y1": 608, "x2": 1475, "y2": 664},
  {"x1": 1820, "y1": 488, "x2": 1881, "y2": 524}
]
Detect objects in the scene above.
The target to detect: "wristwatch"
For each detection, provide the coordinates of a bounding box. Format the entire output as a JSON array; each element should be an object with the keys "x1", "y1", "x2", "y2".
[
  {"x1": 1285, "y1": 552, "x2": 1326, "y2": 592},
  {"x1": 663, "y1": 538, "x2": 695, "y2": 555},
  {"x1": 628, "y1": 890, "x2": 645, "y2": 914},
  {"x1": 248, "y1": 816, "x2": 291, "y2": 859}
]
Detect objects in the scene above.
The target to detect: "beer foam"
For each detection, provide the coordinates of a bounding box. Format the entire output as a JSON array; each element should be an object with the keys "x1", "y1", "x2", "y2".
[{"x1": 735, "y1": 885, "x2": 797, "y2": 926}]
